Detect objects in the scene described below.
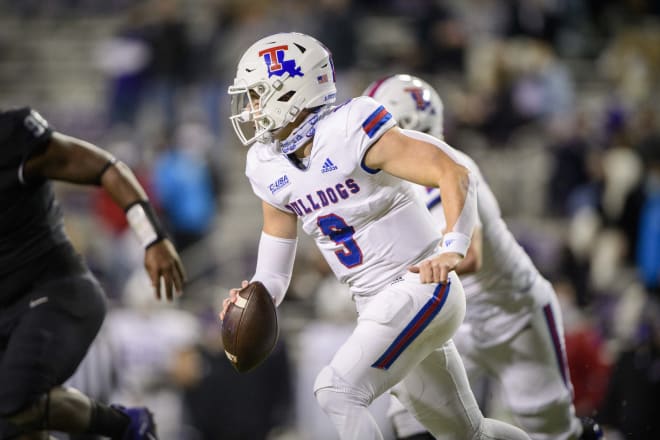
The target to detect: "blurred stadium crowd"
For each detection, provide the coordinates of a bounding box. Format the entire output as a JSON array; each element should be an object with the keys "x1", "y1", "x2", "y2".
[{"x1": 1, "y1": 0, "x2": 659, "y2": 439}]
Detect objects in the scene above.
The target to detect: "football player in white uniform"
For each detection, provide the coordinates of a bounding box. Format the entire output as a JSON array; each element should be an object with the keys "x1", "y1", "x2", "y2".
[
  {"x1": 220, "y1": 33, "x2": 530, "y2": 440},
  {"x1": 363, "y1": 74, "x2": 604, "y2": 440}
]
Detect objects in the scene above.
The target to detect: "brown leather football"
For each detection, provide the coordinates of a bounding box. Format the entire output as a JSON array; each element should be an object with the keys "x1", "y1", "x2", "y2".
[{"x1": 221, "y1": 281, "x2": 279, "y2": 373}]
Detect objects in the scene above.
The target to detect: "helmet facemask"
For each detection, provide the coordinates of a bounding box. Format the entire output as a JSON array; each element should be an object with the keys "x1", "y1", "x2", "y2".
[{"x1": 228, "y1": 80, "x2": 278, "y2": 145}]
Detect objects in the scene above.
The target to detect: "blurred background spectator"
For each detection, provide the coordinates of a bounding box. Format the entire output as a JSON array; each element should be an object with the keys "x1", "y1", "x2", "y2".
[
  {"x1": 105, "y1": 271, "x2": 202, "y2": 440},
  {"x1": 1, "y1": 0, "x2": 659, "y2": 438},
  {"x1": 183, "y1": 307, "x2": 294, "y2": 440},
  {"x1": 598, "y1": 297, "x2": 660, "y2": 439},
  {"x1": 151, "y1": 121, "x2": 220, "y2": 252}
]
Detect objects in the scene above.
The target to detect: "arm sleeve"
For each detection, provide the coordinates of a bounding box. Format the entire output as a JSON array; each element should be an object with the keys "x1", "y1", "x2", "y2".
[{"x1": 251, "y1": 231, "x2": 298, "y2": 307}]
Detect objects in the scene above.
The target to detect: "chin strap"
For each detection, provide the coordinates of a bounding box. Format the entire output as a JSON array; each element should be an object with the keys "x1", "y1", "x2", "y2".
[{"x1": 280, "y1": 105, "x2": 333, "y2": 154}]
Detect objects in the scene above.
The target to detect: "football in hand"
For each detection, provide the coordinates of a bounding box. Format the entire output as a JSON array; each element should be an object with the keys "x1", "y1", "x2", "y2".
[{"x1": 221, "y1": 281, "x2": 279, "y2": 373}]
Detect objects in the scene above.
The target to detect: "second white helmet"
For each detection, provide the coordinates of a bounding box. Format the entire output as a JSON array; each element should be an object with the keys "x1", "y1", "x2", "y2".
[
  {"x1": 228, "y1": 32, "x2": 337, "y2": 146},
  {"x1": 363, "y1": 74, "x2": 444, "y2": 138}
]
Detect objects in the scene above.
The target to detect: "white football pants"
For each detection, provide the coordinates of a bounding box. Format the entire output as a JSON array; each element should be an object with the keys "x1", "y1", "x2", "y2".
[
  {"x1": 389, "y1": 278, "x2": 580, "y2": 440},
  {"x1": 313, "y1": 271, "x2": 530, "y2": 439}
]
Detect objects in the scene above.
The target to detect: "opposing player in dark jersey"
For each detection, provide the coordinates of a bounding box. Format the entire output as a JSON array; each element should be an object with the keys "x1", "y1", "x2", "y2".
[{"x1": 0, "y1": 107, "x2": 186, "y2": 440}]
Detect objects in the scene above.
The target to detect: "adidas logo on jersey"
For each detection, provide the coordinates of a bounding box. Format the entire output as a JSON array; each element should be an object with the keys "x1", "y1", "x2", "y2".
[{"x1": 321, "y1": 158, "x2": 338, "y2": 173}]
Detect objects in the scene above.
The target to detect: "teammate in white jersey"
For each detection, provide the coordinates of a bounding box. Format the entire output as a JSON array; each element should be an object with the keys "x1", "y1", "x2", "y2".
[
  {"x1": 363, "y1": 74, "x2": 604, "y2": 440},
  {"x1": 220, "y1": 32, "x2": 530, "y2": 440}
]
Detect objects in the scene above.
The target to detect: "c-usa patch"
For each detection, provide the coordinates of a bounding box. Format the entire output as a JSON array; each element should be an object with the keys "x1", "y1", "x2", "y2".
[{"x1": 269, "y1": 175, "x2": 290, "y2": 194}]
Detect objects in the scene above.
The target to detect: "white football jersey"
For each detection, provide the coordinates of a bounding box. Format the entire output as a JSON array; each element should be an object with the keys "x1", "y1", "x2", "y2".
[
  {"x1": 246, "y1": 96, "x2": 444, "y2": 297},
  {"x1": 414, "y1": 151, "x2": 548, "y2": 345}
]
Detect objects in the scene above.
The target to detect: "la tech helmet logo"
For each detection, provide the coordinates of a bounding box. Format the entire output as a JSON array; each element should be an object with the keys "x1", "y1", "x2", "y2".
[
  {"x1": 404, "y1": 87, "x2": 431, "y2": 110},
  {"x1": 258, "y1": 45, "x2": 304, "y2": 78}
]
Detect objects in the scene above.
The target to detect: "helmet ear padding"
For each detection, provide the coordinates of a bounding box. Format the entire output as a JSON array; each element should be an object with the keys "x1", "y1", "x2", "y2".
[
  {"x1": 363, "y1": 74, "x2": 444, "y2": 139},
  {"x1": 228, "y1": 32, "x2": 337, "y2": 146}
]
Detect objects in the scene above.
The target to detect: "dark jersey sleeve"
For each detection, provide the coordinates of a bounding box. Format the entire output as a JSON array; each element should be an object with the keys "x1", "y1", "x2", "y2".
[{"x1": 0, "y1": 107, "x2": 54, "y2": 170}]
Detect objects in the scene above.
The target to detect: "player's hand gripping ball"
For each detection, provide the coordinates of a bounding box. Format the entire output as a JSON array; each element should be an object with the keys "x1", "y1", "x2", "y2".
[{"x1": 221, "y1": 281, "x2": 279, "y2": 373}]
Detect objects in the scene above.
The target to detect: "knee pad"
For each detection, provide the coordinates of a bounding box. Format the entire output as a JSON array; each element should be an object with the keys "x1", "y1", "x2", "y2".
[
  {"x1": 513, "y1": 394, "x2": 580, "y2": 439},
  {"x1": 313, "y1": 366, "x2": 371, "y2": 413},
  {"x1": 475, "y1": 418, "x2": 529, "y2": 440},
  {"x1": 313, "y1": 365, "x2": 336, "y2": 395}
]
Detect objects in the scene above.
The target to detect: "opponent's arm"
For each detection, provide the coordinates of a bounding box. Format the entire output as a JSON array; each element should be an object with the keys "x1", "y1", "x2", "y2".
[
  {"x1": 221, "y1": 201, "x2": 297, "y2": 319},
  {"x1": 24, "y1": 132, "x2": 186, "y2": 300},
  {"x1": 364, "y1": 127, "x2": 477, "y2": 283}
]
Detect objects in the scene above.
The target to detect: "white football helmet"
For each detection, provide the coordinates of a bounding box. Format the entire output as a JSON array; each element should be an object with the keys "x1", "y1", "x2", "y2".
[
  {"x1": 228, "y1": 32, "x2": 337, "y2": 146},
  {"x1": 363, "y1": 74, "x2": 444, "y2": 138}
]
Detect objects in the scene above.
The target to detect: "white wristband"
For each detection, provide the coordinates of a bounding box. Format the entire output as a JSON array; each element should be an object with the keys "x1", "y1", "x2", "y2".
[
  {"x1": 126, "y1": 203, "x2": 159, "y2": 248},
  {"x1": 439, "y1": 231, "x2": 471, "y2": 257}
]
